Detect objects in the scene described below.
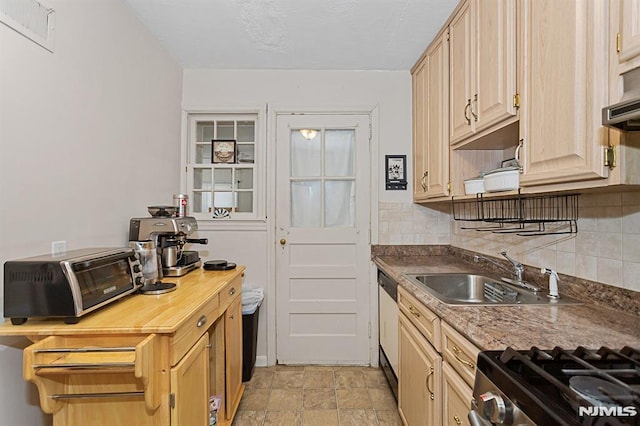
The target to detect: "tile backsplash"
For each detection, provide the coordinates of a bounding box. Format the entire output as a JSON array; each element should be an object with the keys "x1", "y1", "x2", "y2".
[
  {"x1": 378, "y1": 202, "x2": 451, "y2": 245},
  {"x1": 378, "y1": 190, "x2": 640, "y2": 293}
]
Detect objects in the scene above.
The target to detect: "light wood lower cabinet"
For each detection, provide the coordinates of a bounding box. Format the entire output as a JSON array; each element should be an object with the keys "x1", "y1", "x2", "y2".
[
  {"x1": 224, "y1": 296, "x2": 243, "y2": 421},
  {"x1": 443, "y1": 361, "x2": 473, "y2": 426},
  {"x1": 397, "y1": 287, "x2": 479, "y2": 426},
  {"x1": 171, "y1": 334, "x2": 210, "y2": 425},
  {"x1": 398, "y1": 311, "x2": 442, "y2": 426}
]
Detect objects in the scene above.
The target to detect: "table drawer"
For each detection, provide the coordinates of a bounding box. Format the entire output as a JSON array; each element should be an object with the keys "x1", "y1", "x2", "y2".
[
  {"x1": 441, "y1": 321, "x2": 480, "y2": 387},
  {"x1": 171, "y1": 295, "x2": 219, "y2": 366},
  {"x1": 398, "y1": 286, "x2": 441, "y2": 351},
  {"x1": 219, "y1": 275, "x2": 241, "y2": 311}
]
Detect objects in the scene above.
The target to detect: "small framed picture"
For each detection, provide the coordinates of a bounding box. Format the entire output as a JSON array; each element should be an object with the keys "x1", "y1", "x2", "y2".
[
  {"x1": 385, "y1": 155, "x2": 407, "y2": 190},
  {"x1": 212, "y1": 139, "x2": 236, "y2": 164}
]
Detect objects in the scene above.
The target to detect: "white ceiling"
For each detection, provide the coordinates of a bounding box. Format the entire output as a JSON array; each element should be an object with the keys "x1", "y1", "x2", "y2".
[{"x1": 123, "y1": 0, "x2": 459, "y2": 70}]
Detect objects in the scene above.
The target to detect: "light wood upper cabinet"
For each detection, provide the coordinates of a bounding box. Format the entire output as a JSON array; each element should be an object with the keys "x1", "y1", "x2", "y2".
[
  {"x1": 412, "y1": 31, "x2": 450, "y2": 201},
  {"x1": 519, "y1": 0, "x2": 610, "y2": 186},
  {"x1": 450, "y1": 0, "x2": 474, "y2": 144},
  {"x1": 617, "y1": 0, "x2": 640, "y2": 72},
  {"x1": 450, "y1": 0, "x2": 518, "y2": 146}
]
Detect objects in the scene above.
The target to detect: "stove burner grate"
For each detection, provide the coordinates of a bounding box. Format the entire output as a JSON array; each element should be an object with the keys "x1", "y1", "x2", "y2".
[{"x1": 491, "y1": 346, "x2": 640, "y2": 425}]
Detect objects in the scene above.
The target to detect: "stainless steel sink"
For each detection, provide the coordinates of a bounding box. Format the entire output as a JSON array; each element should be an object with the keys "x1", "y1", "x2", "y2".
[{"x1": 403, "y1": 273, "x2": 581, "y2": 306}]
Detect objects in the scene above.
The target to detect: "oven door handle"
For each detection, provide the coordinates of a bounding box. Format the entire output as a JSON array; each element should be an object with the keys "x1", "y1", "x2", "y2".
[{"x1": 468, "y1": 409, "x2": 492, "y2": 426}]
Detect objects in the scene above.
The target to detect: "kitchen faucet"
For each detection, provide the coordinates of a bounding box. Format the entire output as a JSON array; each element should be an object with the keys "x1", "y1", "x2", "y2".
[
  {"x1": 500, "y1": 251, "x2": 524, "y2": 282},
  {"x1": 473, "y1": 251, "x2": 541, "y2": 293}
]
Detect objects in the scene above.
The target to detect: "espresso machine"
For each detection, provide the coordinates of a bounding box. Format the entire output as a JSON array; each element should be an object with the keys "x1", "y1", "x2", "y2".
[{"x1": 129, "y1": 216, "x2": 208, "y2": 278}]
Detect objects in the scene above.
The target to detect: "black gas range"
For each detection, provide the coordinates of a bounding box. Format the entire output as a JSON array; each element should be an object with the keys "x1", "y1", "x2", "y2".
[{"x1": 471, "y1": 346, "x2": 640, "y2": 426}]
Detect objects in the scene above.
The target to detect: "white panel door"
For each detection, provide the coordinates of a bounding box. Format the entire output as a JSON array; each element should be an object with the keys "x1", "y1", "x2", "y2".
[{"x1": 275, "y1": 113, "x2": 371, "y2": 365}]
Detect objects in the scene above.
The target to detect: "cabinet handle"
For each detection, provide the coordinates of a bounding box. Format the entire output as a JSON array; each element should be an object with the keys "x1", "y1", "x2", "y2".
[
  {"x1": 196, "y1": 315, "x2": 207, "y2": 328},
  {"x1": 464, "y1": 99, "x2": 471, "y2": 125},
  {"x1": 515, "y1": 139, "x2": 524, "y2": 172},
  {"x1": 408, "y1": 305, "x2": 421, "y2": 318},
  {"x1": 229, "y1": 287, "x2": 236, "y2": 296},
  {"x1": 452, "y1": 345, "x2": 475, "y2": 370},
  {"x1": 425, "y1": 366, "x2": 435, "y2": 400},
  {"x1": 454, "y1": 415, "x2": 462, "y2": 425},
  {"x1": 421, "y1": 171, "x2": 428, "y2": 191},
  {"x1": 471, "y1": 94, "x2": 478, "y2": 122}
]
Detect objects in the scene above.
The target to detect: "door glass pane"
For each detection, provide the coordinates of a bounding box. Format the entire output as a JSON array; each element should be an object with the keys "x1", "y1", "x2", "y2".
[
  {"x1": 237, "y1": 144, "x2": 255, "y2": 163},
  {"x1": 193, "y1": 191, "x2": 212, "y2": 213},
  {"x1": 291, "y1": 181, "x2": 321, "y2": 227},
  {"x1": 324, "y1": 129, "x2": 355, "y2": 177},
  {"x1": 291, "y1": 130, "x2": 320, "y2": 177},
  {"x1": 237, "y1": 192, "x2": 253, "y2": 212},
  {"x1": 237, "y1": 121, "x2": 255, "y2": 142},
  {"x1": 214, "y1": 168, "x2": 232, "y2": 190},
  {"x1": 236, "y1": 168, "x2": 253, "y2": 189},
  {"x1": 194, "y1": 168, "x2": 212, "y2": 190},
  {"x1": 325, "y1": 180, "x2": 355, "y2": 227},
  {"x1": 195, "y1": 143, "x2": 211, "y2": 163},
  {"x1": 197, "y1": 122, "x2": 214, "y2": 142},
  {"x1": 216, "y1": 121, "x2": 234, "y2": 139}
]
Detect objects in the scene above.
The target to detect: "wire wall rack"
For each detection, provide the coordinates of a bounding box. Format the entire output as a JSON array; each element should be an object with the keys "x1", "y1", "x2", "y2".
[{"x1": 451, "y1": 192, "x2": 579, "y2": 236}]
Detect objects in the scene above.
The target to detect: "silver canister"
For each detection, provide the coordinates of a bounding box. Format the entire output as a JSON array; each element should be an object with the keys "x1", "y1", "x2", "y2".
[{"x1": 173, "y1": 193, "x2": 189, "y2": 217}]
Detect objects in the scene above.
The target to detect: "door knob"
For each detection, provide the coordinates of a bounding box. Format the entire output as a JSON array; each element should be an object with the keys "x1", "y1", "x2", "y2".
[{"x1": 280, "y1": 238, "x2": 287, "y2": 246}]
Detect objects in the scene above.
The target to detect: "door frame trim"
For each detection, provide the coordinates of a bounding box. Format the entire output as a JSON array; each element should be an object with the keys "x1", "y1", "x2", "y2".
[{"x1": 266, "y1": 105, "x2": 380, "y2": 366}]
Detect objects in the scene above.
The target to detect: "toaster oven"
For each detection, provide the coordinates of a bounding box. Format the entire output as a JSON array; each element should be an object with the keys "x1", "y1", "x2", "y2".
[{"x1": 3, "y1": 247, "x2": 144, "y2": 325}]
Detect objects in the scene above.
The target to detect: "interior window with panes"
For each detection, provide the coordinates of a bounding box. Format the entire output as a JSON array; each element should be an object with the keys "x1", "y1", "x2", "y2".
[{"x1": 186, "y1": 114, "x2": 258, "y2": 220}]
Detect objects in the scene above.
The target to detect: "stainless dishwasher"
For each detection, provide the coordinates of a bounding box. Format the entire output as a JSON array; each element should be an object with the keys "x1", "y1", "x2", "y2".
[{"x1": 378, "y1": 269, "x2": 398, "y2": 399}]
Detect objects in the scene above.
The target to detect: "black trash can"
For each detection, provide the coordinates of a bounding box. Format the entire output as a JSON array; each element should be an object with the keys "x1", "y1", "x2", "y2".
[{"x1": 242, "y1": 305, "x2": 260, "y2": 382}]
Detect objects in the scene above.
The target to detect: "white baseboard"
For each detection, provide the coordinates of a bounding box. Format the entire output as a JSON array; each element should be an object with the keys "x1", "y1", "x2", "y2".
[{"x1": 255, "y1": 355, "x2": 268, "y2": 367}]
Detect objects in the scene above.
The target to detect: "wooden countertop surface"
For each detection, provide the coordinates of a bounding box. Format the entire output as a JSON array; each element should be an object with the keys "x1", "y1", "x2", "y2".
[
  {"x1": 374, "y1": 255, "x2": 640, "y2": 351},
  {"x1": 0, "y1": 267, "x2": 245, "y2": 337}
]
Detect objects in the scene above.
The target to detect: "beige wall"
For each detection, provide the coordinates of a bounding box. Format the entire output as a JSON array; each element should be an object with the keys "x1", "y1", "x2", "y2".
[
  {"x1": 0, "y1": 0, "x2": 183, "y2": 423},
  {"x1": 182, "y1": 67, "x2": 414, "y2": 366}
]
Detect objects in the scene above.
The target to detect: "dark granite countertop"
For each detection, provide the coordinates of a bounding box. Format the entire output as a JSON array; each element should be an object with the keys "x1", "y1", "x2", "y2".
[{"x1": 374, "y1": 252, "x2": 640, "y2": 351}]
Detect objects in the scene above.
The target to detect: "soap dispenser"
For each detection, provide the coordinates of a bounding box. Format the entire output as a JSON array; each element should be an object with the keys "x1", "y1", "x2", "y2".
[{"x1": 541, "y1": 268, "x2": 559, "y2": 299}]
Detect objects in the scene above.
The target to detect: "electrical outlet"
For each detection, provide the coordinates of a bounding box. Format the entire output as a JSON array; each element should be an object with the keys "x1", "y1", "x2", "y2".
[{"x1": 51, "y1": 241, "x2": 67, "y2": 256}]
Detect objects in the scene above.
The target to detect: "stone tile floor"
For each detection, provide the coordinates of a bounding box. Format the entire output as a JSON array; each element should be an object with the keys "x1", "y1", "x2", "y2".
[{"x1": 232, "y1": 365, "x2": 403, "y2": 426}]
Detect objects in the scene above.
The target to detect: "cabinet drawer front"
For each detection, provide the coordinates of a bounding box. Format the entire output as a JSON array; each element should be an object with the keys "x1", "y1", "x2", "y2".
[
  {"x1": 171, "y1": 296, "x2": 219, "y2": 366},
  {"x1": 219, "y1": 275, "x2": 241, "y2": 311},
  {"x1": 398, "y1": 287, "x2": 441, "y2": 351},
  {"x1": 441, "y1": 322, "x2": 479, "y2": 388}
]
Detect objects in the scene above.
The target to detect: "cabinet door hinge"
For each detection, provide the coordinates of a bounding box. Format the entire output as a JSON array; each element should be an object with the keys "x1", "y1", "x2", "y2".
[
  {"x1": 617, "y1": 32, "x2": 621, "y2": 53},
  {"x1": 368, "y1": 322, "x2": 372, "y2": 338},
  {"x1": 513, "y1": 93, "x2": 520, "y2": 109},
  {"x1": 169, "y1": 393, "x2": 175, "y2": 409},
  {"x1": 604, "y1": 145, "x2": 616, "y2": 169},
  {"x1": 447, "y1": 182, "x2": 452, "y2": 194}
]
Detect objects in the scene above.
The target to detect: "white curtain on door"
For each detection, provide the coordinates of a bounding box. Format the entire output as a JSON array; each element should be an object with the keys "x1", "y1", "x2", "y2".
[{"x1": 290, "y1": 129, "x2": 355, "y2": 228}]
